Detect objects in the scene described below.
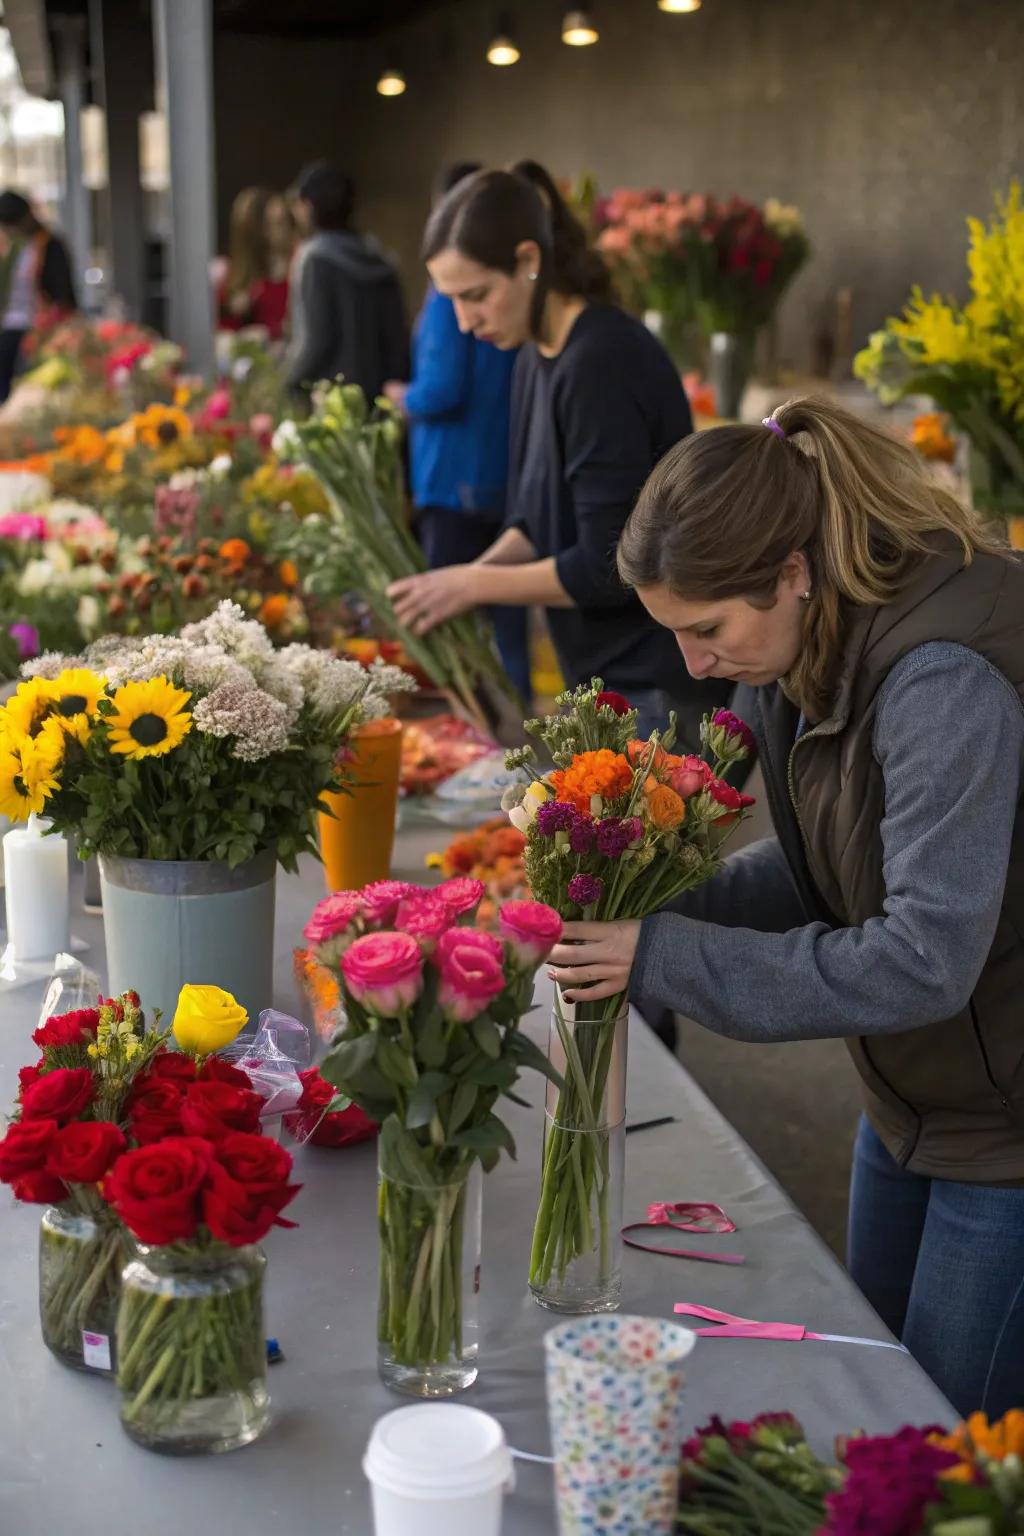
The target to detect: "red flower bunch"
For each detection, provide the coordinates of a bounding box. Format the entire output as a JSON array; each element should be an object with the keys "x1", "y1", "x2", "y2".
[
  {"x1": 284, "y1": 1067, "x2": 376, "y2": 1149},
  {"x1": 0, "y1": 1109, "x2": 126, "y2": 1204},
  {"x1": 103, "y1": 1131, "x2": 299, "y2": 1246},
  {"x1": 32, "y1": 1007, "x2": 100, "y2": 1053},
  {"x1": 126, "y1": 1048, "x2": 261, "y2": 1146}
]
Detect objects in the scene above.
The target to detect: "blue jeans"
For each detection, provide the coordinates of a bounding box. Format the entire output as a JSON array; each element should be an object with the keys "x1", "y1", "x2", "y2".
[{"x1": 848, "y1": 1116, "x2": 1024, "y2": 1416}]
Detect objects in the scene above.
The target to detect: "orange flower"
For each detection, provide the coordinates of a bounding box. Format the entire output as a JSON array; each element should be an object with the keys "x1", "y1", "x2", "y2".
[
  {"x1": 644, "y1": 783, "x2": 685, "y2": 829},
  {"x1": 133, "y1": 404, "x2": 193, "y2": 449},
  {"x1": 259, "y1": 593, "x2": 290, "y2": 628},
  {"x1": 279, "y1": 558, "x2": 299, "y2": 589},
  {"x1": 53, "y1": 424, "x2": 108, "y2": 466},
  {"x1": 442, "y1": 834, "x2": 485, "y2": 876},
  {"x1": 932, "y1": 1411, "x2": 1024, "y2": 1476},
  {"x1": 910, "y1": 412, "x2": 956, "y2": 463},
  {"x1": 219, "y1": 537, "x2": 251, "y2": 572},
  {"x1": 551, "y1": 749, "x2": 633, "y2": 813}
]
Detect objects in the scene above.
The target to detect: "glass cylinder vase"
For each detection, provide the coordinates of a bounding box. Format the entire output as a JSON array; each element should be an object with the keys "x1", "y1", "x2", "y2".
[
  {"x1": 116, "y1": 1241, "x2": 269, "y2": 1454},
  {"x1": 39, "y1": 1204, "x2": 128, "y2": 1374},
  {"x1": 529, "y1": 990, "x2": 628, "y2": 1314},
  {"x1": 707, "y1": 330, "x2": 755, "y2": 420},
  {"x1": 377, "y1": 1149, "x2": 482, "y2": 1398}
]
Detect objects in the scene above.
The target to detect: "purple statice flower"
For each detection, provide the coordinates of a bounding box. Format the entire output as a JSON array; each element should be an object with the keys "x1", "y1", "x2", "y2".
[
  {"x1": 8, "y1": 622, "x2": 39, "y2": 660},
  {"x1": 567, "y1": 873, "x2": 603, "y2": 907},
  {"x1": 568, "y1": 814, "x2": 596, "y2": 854},
  {"x1": 821, "y1": 1426, "x2": 960, "y2": 1536},
  {"x1": 535, "y1": 800, "x2": 576, "y2": 837},
  {"x1": 595, "y1": 817, "x2": 633, "y2": 858}
]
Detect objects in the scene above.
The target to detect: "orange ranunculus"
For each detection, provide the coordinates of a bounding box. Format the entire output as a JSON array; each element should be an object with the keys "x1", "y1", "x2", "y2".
[
  {"x1": 482, "y1": 825, "x2": 527, "y2": 861},
  {"x1": 627, "y1": 738, "x2": 680, "y2": 773},
  {"x1": 219, "y1": 537, "x2": 251, "y2": 571},
  {"x1": 53, "y1": 424, "x2": 109, "y2": 465},
  {"x1": 644, "y1": 783, "x2": 685, "y2": 829},
  {"x1": 551, "y1": 749, "x2": 633, "y2": 814},
  {"x1": 259, "y1": 593, "x2": 290, "y2": 628},
  {"x1": 279, "y1": 558, "x2": 298, "y2": 589},
  {"x1": 442, "y1": 834, "x2": 484, "y2": 876},
  {"x1": 932, "y1": 1411, "x2": 1024, "y2": 1477},
  {"x1": 910, "y1": 412, "x2": 956, "y2": 463}
]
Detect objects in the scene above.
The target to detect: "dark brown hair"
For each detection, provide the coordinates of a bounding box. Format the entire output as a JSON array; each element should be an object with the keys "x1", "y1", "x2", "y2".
[
  {"x1": 225, "y1": 185, "x2": 290, "y2": 298},
  {"x1": 617, "y1": 394, "x2": 1007, "y2": 719},
  {"x1": 421, "y1": 159, "x2": 611, "y2": 335}
]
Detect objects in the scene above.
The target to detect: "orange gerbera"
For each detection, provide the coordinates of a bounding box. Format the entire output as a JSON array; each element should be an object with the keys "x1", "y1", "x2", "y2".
[
  {"x1": 931, "y1": 1411, "x2": 1024, "y2": 1480},
  {"x1": 259, "y1": 593, "x2": 290, "y2": 628},
  {"x1": 551, "y1": 748, "x2": 633, "y2": 814},
  {"x1": 219, "y1": 537, "x2": 251, "y2": 572},
  {"x1": 645, "y1": 783, "x2": 685, "y2": 829}
]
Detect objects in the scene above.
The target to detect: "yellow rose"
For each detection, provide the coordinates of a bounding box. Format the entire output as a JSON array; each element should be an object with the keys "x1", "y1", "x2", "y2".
[{"x1": 172, "y1": 984, "x2": 248, "y2": 1056}]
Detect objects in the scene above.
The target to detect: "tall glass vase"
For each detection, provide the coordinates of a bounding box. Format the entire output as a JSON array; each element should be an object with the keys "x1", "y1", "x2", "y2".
[
  {"x1": 707, "y1": 331, "x2": 755, "y2": 420},
  {"x1": 116, "y1": 1241, "x2": 269, "y2": 1454},
  {"x1": 376, "y1": 1150, "x2": 482, "y2": 1398},
  {"x1": 39, "y1": 1204, "x2": 128, "y2": 1374},
  {"x1": 529, "y1": 990, "x2": 628, "y2": 1313}
]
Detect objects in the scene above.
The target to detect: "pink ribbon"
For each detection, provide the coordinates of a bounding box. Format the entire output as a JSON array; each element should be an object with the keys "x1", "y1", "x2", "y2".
[
  {"x1": 621, "y1": 1201, "x2": 745, "y2": 1266},
  {"x1": 673, "y1": 1302, "x2": 908, "y2": 1353}
]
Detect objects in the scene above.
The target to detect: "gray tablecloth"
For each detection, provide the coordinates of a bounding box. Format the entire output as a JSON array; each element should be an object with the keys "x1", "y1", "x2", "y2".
[{"x1": 0, "y1": 827, "x2": 954, "y2": 1533}]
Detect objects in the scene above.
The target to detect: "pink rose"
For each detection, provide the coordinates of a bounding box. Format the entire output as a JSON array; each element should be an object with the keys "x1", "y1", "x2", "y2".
[
  {"x1": 340, "y1": 931, "x2": 424, "y2": 1015},
  {"x1": 437, "y1": 940, "x2": 506, "y2": 1024},
  {"x1": 359, "y1": 880, "x2": 418, "y2": 926},
  {"x1": 498, "y1": 900, "x2": 564, "y2": 967},
  {"x1": 431, "y1": 927, "x2": 504, "y2": 970},
  {"x1": 394, "y1": 893, "x2": 452, "y2": 953},
  {"x1": 303, "y1": 891, "x2": 365, "y2": 947},
  {"x1": 669, "y1": 755, "x2": 713, "y2": 799},
  {"x1": 436, "y1": 877, "x2": 485, "y2": 920}
]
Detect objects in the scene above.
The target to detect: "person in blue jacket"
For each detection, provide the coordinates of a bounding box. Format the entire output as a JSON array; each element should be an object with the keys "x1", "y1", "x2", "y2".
[{"x1": 384, "y1": 161, "x2": 531, "y2": 703}]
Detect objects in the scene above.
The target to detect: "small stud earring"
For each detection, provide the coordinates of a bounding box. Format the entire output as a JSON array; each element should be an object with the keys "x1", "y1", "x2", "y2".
[
  {"x1": 801, "y1": 589, "x2": 812, "y2": 602},
  {"x1": 528, "y1": 271, "x2": 538, "y2": 281}
]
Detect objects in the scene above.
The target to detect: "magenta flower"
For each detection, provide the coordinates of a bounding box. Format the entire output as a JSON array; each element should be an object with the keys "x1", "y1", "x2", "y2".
[
  {"x1": 535, "y1": 801, "x2": 576, "y2": 837},
  {"x1": 435, "y1": 876, "x2": 485, "y2": 919},
  {"x1": 394, "y1": 893, "x2": 452, "y2": 953},
  {"x1": 359, "y1": 879, "x2": 418, "y2": 926},
  {"x1": 8, "y1": 622, "x2": 39, "y2": 660},
  {"x1": 706, "y1": 709, "x2": 755, "y2": 761},
  {"x1": 568, "y1": 815, "x2": 596, "y2": 854},
  {"x1": 340, "y1": 931, "x2": 424, "y2": 1015},
  {"x1": 594, "y1": 817, "x2": 634, "y2": 858},
  {"x1": 567, "y1": 873, "x2": 603, "y2": 907},
  {"x1": 822, "y1": 1426, "x2": 960, "y2": 1536}
]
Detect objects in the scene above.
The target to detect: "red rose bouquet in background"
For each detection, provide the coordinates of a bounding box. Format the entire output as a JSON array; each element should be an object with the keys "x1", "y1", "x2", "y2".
[
  {"x1": 104, "y1": 1121, "x2": 299, "y2": 1453},
  {"x1": 283, "y1": 1065, "x2": 376, "y2": 1148},
  {"x1": 0, "y1": 990, "x2": 163, "y2": 1373},
  {"x1": 503, "y1": 680, "x2": 755, "y2": 1310},
  {"x1": 304, "y1": 875, "x2": 563, "y2": 1394}
]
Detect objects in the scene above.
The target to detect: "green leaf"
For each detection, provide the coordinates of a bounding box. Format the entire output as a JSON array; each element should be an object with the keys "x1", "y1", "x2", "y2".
[
  {"x1": 405, "y1": 1071, "x2": 452, "y2": 1131},
  {"x1": 379, "y1": 1116, "x2": 438, "y2": 1187},
  {"x1": 471, "y1": 1015, "x2": 501, "y2": 1060},
  {"x1": 446, "y1": 1080, "x2": 478, "y2": 1136},
  {"x1": 320, "y1": 1030, "x2": 377, "y2": 1091},
  {"x1": 452, "y1": 1114, "x2": 516, "y2": 1161},
  {"x1": 417, "y1": 1010, "x2": 447, "y2": 1069},
  {"x1": 506, "y1": 1030, "x2": 565, "y2": 1091},
  {"x1": 375, "y1": 1036, "x2": 419, "y2": 1089}
]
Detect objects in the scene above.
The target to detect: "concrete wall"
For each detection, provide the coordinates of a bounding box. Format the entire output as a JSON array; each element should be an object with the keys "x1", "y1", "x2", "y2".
[{"x1": 213, "y1": 0, "x2": 1024, "y2": 370}]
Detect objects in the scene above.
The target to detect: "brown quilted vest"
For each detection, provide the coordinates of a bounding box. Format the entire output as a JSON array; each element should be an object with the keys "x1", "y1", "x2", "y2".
[{"x1": 778, "y1": 543, "x2": 1024, "y2": 1180}]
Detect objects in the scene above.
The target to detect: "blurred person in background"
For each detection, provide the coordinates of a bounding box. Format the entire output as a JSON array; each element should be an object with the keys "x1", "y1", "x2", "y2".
[
  {"x1": 284, "y1": 162, "x2": 407, "y2": 400},
  {"x1": 384, "y1": 160, "x2": 531, "y2": 704},
  {"x1": 218, "y1": 185, "x2": 295, "y2": 340},
  {"x1": 0, "y1": 190, "x2": 76, "y2": 402}
]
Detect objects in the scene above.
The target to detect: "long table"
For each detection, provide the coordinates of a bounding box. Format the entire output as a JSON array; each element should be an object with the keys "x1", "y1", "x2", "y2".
[{"x1": 0, "y1": 822, "x2": 954, "y2": 1533}]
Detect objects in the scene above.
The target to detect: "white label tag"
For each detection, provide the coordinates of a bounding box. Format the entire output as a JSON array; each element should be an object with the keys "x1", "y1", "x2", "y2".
[{"x1": 81, "y1": 1330, "x2": 111, "y2": 1371}]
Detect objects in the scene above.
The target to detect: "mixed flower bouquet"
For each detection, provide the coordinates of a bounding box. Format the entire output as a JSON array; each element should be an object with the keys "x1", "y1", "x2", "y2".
[
  {"x1": 280, "y1": 382, "x2": 518, "y2": 727},
  {"x1": 0, "y1": 989, "x2": 159, "y2": 1371},
  {"x1": 303, "y1": 875, "x2": 563, "y2": 1385},
  {"x1": 503, "y1": 681, "x2": 754, "y2": 1301},
  {"x1": 855, "y1": 181, "x2": 1024, "y2": 521},
  {"x1": 677, "y1": 1410, "x2": 1024, "y2": 1535},
  {"x1": 1, "y1": 598, "x2": 415, "y2": 868}
]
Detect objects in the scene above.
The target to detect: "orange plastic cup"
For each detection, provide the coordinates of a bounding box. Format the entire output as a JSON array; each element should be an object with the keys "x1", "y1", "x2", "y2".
[
  {"x1": 318, "y1": 718, "x2": 404, "y2": 893},
  {"x1": 1008, "y1": 516, "x2": 1024, "y2": 552}
]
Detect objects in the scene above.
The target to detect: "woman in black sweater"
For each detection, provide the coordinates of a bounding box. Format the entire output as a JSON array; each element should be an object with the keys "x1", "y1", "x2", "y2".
[{"x1": 388, "y1": 161, "x2": 727, "y2": 742}]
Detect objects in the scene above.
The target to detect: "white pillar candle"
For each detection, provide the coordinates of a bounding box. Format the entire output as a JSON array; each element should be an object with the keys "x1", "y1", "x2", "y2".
[{"x1": 2, "y1": 815, "x2": 70, "y2": 962}]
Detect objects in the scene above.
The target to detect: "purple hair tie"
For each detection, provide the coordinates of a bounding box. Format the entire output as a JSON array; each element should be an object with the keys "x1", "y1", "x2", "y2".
[{"x1": 763, "y1": 417, "x2": 786, "y2": 440}]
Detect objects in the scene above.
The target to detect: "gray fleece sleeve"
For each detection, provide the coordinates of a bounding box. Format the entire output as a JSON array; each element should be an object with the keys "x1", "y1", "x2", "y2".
[
  {"x1": 630, "y1": 643, "x2": 1024, "y2": 1042},
  {"x1": 284, "y1": 254, "x2": 336, "y2": 390}
]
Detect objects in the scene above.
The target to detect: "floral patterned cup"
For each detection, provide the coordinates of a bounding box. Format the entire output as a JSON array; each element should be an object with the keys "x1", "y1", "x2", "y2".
[{"x1": 544, "y1": 1314, "x2": 697, "y2": 1535}]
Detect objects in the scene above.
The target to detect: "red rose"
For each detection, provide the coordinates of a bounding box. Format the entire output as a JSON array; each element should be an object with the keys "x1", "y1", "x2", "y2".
[
  {"x1": 0, "y1": 1117, "x2": 58, "y2": 1180},
  {"x1": 19, "y1": 1068, "x2": 94, "y2": 1125},
  {"x1": 102, "y1": 1137, "x2": 213, "y2": 1245},
  {"x1": 202, "y1": 1148, "x2": 299, "y2": 1247},
  {"x1": 18, "y1": 1059, "x2": 45, "y2": 1095},
  {"x1": 197, "y1": 1056, "x2": 253, "y2": 1091},
  {"x1": 296, "y1": 1067, "x2": 334, "y2": 1112},
  {"x1": 12, "y1": 1169, "x2": 69, "y2": 1205},
  {"x1": 142, "y1": 1050, "x2": 198, "y2": 1085},
  {"x1": 179, "y1": 1081, "x2": 263, "y2": 1141},
  {"x1": 214, "y1": 1131, "x2": 295, "y2": 1192},
  {"x1": 46, "y1": 1121, "x2": 126, "y2": 1184},
  {"x1": 595, "y1": 690, "x2": 631, "y2": 716},
  {"x1": 305, "y1": 1103, "x2": 377, "y2": 1149},
  {"x1": 32, "y1": 1007, "x2": 100, "y2": 1051},
  {"x1": 127, "y1": 1079, "x2": 185, "y2": 1146}
]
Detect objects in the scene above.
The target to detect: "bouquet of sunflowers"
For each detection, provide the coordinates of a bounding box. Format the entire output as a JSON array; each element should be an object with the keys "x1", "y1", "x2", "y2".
[
  {"x1": 855, "y1": 181, "x2": 1024, "y2": 524},
  {"x1": 0, "y1": 599, "x2": 414, "y2": 868}
]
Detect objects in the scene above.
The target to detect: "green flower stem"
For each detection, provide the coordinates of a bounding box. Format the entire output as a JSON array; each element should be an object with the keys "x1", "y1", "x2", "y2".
[
  {"x1": 40, "y1": 1217, "x2": 128, "y2": 1366},
  {"x1": 379, "y1": 1173, "x2": 469, "y2": 1371}
]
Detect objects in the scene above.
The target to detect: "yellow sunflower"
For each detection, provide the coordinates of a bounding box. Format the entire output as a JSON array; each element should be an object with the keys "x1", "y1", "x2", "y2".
[
  {"x1": 134, "y1": 404, "x2": 193, "y2": 450},
  {"x1": 0, "y1": 731, "x2": 62, "y2": 820},
  {"x1": 106, "y1": 677, "x2": 193, "y2": 760},
  {"x1": 45, "y1": 668, "x2": 107, "y2": 743},
  {"x1": 2, "y1": 677, "x2": 55, "y2": 742}
]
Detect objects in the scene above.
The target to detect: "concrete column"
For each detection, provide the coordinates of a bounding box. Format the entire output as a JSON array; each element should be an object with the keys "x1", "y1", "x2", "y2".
[
  {"x1": 52, "y1": 16, "x2": 91, "y2": 291},
  {"x1": 152, "y1": 0, "x2": 216, "y2": 375},
  {"x1": 89, "y1": 0, "x2": 150, "y2": 321}
]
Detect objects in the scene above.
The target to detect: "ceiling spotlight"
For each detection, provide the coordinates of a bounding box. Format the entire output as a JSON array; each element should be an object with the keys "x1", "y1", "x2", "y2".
[
  {"x1": 562, "y1": 8, "x2": 599, "y2": 45},
  {"x1": 658, "y1": 0, "x2": 702, "y2": 11},
  {"x1": 376, "y1": 67, "x2": 407, "y2": 96},
  {"x1": 487, "y1": 32, "x2": 520, "y2": 65}
]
